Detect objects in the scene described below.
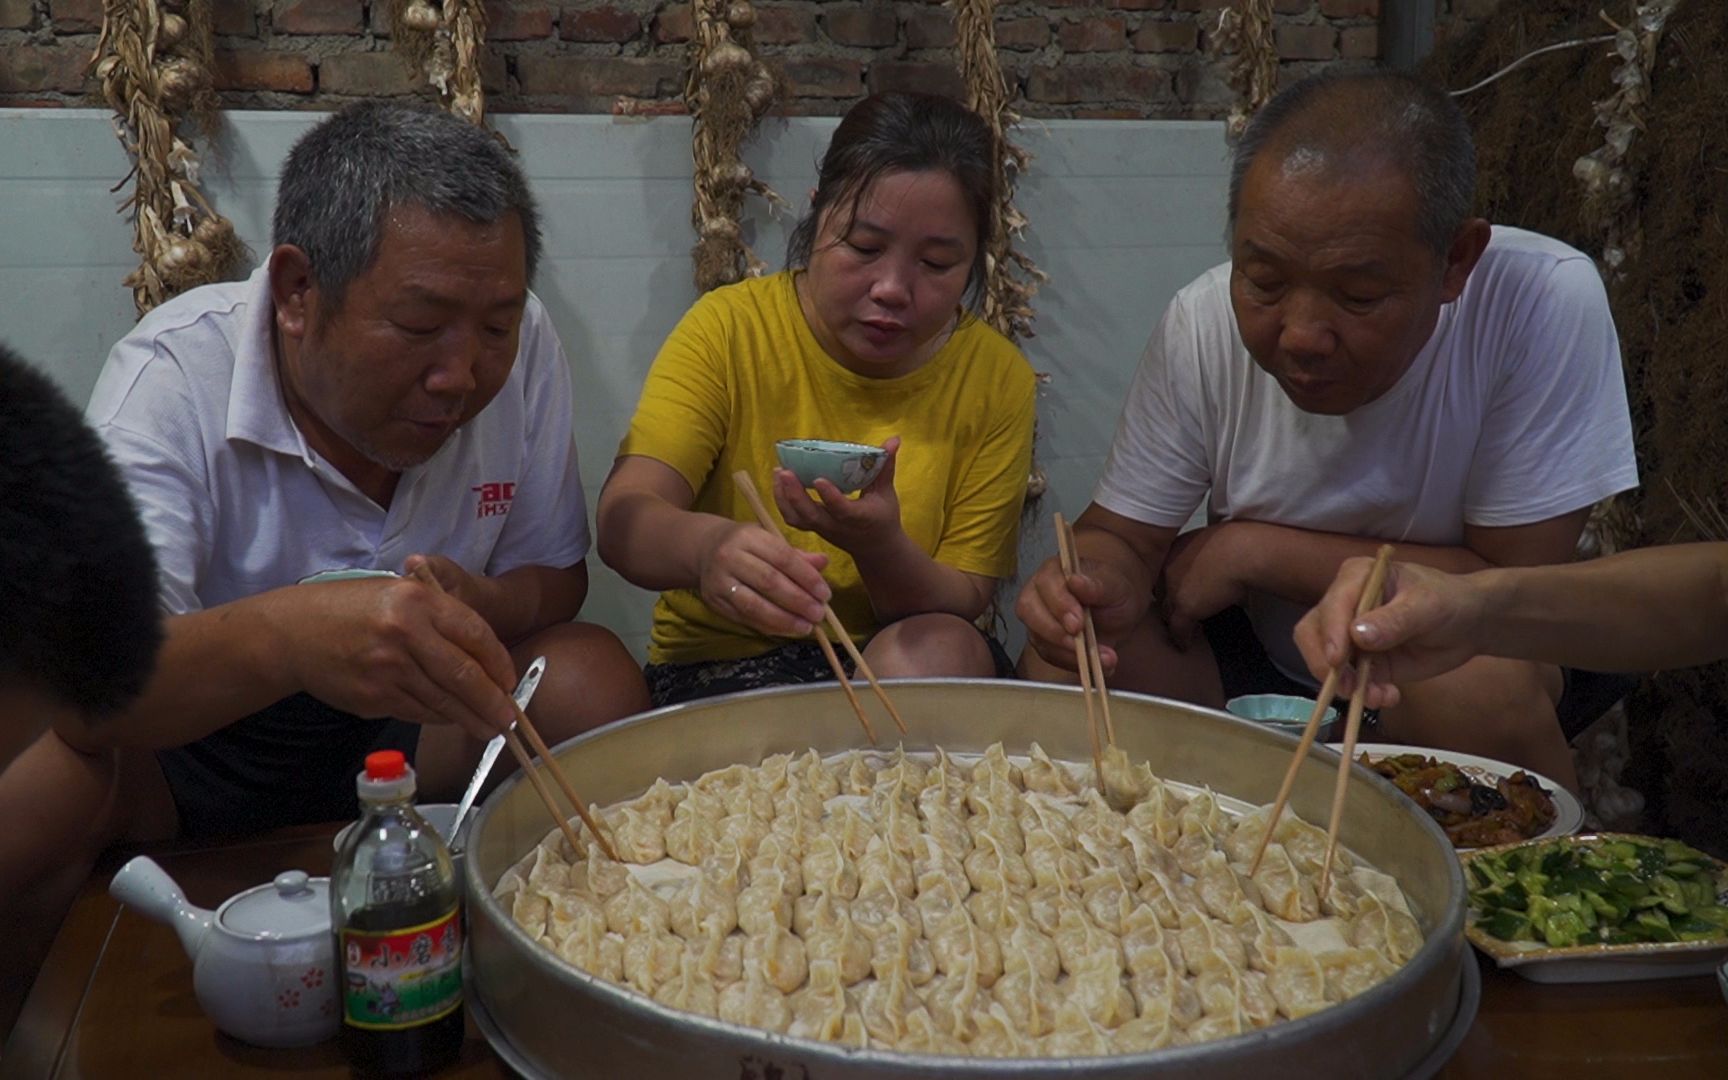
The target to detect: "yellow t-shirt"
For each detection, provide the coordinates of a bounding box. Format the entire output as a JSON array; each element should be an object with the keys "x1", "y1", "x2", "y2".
[{"x1": 619, "y1": 271, "x2": 1037, "y2": 665}]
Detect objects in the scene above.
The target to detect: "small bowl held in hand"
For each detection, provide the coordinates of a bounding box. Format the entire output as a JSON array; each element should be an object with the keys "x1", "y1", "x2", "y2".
[{"x1": 774, "y1": 439, "x2": 888, "y2": 495}]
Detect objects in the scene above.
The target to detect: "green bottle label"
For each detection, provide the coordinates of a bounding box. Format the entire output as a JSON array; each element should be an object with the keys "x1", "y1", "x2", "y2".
[{"x1": 339, "y1": 906, "x2": 463, "y2": 1029}]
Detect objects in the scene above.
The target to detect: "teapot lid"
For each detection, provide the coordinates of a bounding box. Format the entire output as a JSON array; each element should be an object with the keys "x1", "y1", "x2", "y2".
[{"x1": 218, "y1": 870, "x2": 331, "y2": 939}]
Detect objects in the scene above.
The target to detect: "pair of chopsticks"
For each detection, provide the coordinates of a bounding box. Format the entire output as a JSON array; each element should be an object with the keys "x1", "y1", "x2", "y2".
[
  {"x1": 407, "y1": 565, "x2": 619, "y2": 862},
  {"x1": 731, "y1": 470, "x2": 908, "y2": 746},
  {"x1": 1249, "y1": 544, "x2": 1395, "y2": 896},
  {"x1": 1053, "y1": 513, "x2": 1115, "y2": 784}
]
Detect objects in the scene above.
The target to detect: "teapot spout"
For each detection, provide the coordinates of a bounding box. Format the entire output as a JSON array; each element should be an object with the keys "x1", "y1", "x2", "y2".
[{"x1": 110, "y1": 855, "x2": 214, "y2": 959}]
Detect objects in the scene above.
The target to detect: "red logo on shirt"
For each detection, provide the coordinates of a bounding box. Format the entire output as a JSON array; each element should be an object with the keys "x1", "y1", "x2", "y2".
[{"x1": 473, "y1": 481, "x2": 516, "y2": 519}]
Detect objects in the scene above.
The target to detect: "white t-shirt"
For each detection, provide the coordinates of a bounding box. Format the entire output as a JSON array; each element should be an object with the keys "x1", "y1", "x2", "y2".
[
  {"x1": 1095, "y1": 226, "x2": 1639, "y2": 680},
  {"x1": 87, "y1": 266, "x2": 591, "y2": 616}
]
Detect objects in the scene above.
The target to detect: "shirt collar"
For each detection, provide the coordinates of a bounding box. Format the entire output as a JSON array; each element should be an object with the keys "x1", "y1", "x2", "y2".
[{"x1": 225, "y1": 263, "x2": 314, "y2": 463}]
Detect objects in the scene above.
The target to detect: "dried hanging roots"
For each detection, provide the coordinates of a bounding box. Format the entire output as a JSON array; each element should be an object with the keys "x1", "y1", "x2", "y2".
[
  {"x1": 391, "y1": 0, "x2": 488, "y2": 126},
  {"x1": 1213, "y1": 0, "x2": 1277, "y2": 142},
  {"x1": 951, "y1": 0, "x2": 1049, "y2": 509},
  {"x1": 93, "y1": 0, "x2": 244, "y2": 316},
  {"x1": 1572, "y1": 0, "x2": 1679, "y2": 279},
  {"x1": 687, "y1": 0, "x2": 786, "y2": 292},
  {"x1": 952, "y1": 0, "x2": 1043, "y2": 345}
]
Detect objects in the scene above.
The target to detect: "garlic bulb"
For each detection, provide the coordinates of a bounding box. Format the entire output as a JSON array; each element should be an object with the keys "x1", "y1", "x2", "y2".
[
  {"x1": 158, "y1": 13, "x2": 187, "y2": 49},
  {"x1": 702, "y1": 42, "x2": 754, "y2": 77},
  {"x1": 708, "y1": 162, "x2": 753, "y2": 189},
  {"x1": 743, "y1": 74, "x2": 776, "y2": 115},
  {"x1": 402, "y1": 1, "x2": 442, "y2": 32},
  {"x1": 153, "y1": 56, "x2": 208, "y2": 113},
  {"x1": 700, "y1": 216, "x2": 742, "y2": 241},
  {"x1": 726, "y1": 1, "x2": 757, "y2": 30}
]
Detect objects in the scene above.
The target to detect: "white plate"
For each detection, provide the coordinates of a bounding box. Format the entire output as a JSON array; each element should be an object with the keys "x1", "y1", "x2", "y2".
[
  {"x1": 1334, "y1": 742, "x2": 1586, "y2": 847},
  {"x1": 1461, "y1": 833, "x2": 1728, "y2": 983}
]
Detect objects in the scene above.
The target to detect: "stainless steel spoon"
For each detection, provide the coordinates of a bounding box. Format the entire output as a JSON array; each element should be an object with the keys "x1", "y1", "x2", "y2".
[{"x1": 449, "y1": 654, "x2": 546, "y2": 848}]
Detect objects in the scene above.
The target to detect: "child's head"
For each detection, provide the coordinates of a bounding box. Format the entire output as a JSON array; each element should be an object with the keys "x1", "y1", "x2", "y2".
[{"x1": 0, "y1": 345, "x2": 162, "y2": 765}]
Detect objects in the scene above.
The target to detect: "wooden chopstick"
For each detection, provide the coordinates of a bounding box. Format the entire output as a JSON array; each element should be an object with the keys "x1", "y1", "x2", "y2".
[
  {"x1": 1250, "y1": 544, "x2": 1395, "y2": 879},
  {"x1": 1053, "y1": 513, "x2": 1107, "y2": 784},
  {"x1": 813, "y1": 623, "x2": 876, "y2": 744},
  {"x1": 730, "y1": 470, "x2": 902, "y2": 742},
  {"x1": 508, "y1": 707, "x2": 619, "y2": 863},
  {"x1": 499, "y1": 729, "x2": 591, "y2": 859},
  {"x1": 1055, "y1": 513, "x2": 1115, "y2": 747},
  {"x1": 407, "y1": 564, "x2": 620, "y2": 862},
  {"x1": 1318, "y1": 650, "x2": 1378, "y2": 898},
  {"x1": 818, "y1": 608, "x2": 909, "y2": 736}
]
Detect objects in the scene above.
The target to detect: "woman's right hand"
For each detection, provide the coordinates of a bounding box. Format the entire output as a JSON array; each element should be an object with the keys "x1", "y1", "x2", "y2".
[{"x1": 698, "y1": 521, "x2": 834, "y2": 638}]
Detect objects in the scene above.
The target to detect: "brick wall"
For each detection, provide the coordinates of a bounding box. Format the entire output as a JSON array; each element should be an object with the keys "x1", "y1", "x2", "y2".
[
  {"x1": 0, "y1": 0, "x2": 1383, "y2": 117},
  {"x1": 1433, "y1": 0, "x2": 1501, "y2": 46}
]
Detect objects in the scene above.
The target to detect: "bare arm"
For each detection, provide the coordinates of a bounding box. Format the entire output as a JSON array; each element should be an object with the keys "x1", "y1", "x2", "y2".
[
  {"x1": 1159, "y1": 509, "x2": 1591, "y2": 646},
  {"x1": 1474, "y1": 544, "x2": 1728, "y2": 669},
  {"x1": 849, "y1": 530, "x2": 995, "y2": 623},
  {"x1": 405, "y1": 556, "x2": 589, "y2": 646},
  {"x1": 596, "y1": 454, "x2": 832, "y2": 637},
  {"x1": 1230, "y1": 508, "x2": 1592, "y2": 604},
  {"x1": 1293, "y1": 542, "x2": 1728, "y2": 709},
  {"x1": 57, "y1": 577, "x2": 523, "y2": 752}
]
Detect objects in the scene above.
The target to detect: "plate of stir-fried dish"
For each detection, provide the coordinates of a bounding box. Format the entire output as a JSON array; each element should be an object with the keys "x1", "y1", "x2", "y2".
[{"x1": 1341, "y1": 744, "x2": 1584, "y2": 849}]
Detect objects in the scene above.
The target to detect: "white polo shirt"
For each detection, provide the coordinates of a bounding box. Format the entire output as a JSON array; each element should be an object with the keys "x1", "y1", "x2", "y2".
[
  {"x1": 87, "y1": 266, "x2": 590, "y2": 616},
  {"x1": 1095, "y1": 226, "x2": 1639, "y2": 680}
]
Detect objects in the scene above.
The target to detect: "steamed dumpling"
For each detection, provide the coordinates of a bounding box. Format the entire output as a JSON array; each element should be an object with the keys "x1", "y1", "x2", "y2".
[
  {"x1": 787, "y1": 958, "x2": 848, "y2": 1040},
  {"x1": 652, "y1": 950, "x2": 719, "y2": 1017},
  {"x1": 1349, "y1": 892, "x2": 1423, "y2": 965},
  {"x1": 718, "y1": 966, "x2": 790, "y2": 1033},
  {"x1": 1022, "y1": 742, "x2": 1079, "y2": 797},
  {"x1": 1249, "y1": 842, "x2": 1320, "y2": 923},
  {"x1": 1267, "y1": 945, "x2": 1328, "y2": 1019},
  {"x1": 746, "y1": 919, "x2": 809, "y2": 995},
  {"x1": 1099, "y1": 744, "x2": 1154, "y2": 813}
]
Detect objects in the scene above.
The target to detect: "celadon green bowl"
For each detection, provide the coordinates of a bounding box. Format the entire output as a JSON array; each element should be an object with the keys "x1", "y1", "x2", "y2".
[
  {"x1": 1226, "y1": 693, "x2": 1340, "y2": 739},
  {"x1": 774, "y1": 439, "x2": 888, "y2": 494}
]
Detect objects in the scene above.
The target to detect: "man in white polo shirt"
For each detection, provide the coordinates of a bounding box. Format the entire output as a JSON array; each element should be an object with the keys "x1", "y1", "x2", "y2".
[
  {"x1": 0, "y1": 104, "x2": 648, "y2": 939},
  {"x1": 1016, "y1": 71, "x2": 1637, "y2": 790}
]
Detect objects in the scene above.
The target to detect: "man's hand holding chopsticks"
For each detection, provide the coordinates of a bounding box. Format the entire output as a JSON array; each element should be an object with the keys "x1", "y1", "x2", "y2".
[{"x1": 283, "y1": 575, "x2": 521, "y2": 741}]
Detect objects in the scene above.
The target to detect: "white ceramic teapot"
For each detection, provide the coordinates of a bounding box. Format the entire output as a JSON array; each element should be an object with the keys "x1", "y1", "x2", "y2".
[{"x1": 110, "y1": 855, "x2": 339, "y2": 1048}]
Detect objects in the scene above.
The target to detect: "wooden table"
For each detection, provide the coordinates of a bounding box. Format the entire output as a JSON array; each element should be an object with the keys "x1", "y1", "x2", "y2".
[{"x1": 4, "y1": 825, "x2": 1725, "y2": 1079}]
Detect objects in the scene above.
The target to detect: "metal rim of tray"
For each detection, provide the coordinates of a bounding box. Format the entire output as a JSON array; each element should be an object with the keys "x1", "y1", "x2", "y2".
[{"x1": 468, "y1": 958, "x2": 1482, "y2": 1080}]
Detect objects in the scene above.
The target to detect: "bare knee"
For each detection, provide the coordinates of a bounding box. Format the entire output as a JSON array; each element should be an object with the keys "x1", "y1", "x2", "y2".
[
  {"x1": 865, "y1": 614, "x2": 997, "y2": 679},
  {"x1": 0, "y1": 731, "x2": 171, "y2": 875},
  {"x1": 1026, "y1": 609, "x2": 1223, "y2": 707},
  {"x1": 1383, "y1": 657, "x2": 1576, "y2": 790},
  {"x1": 515, "y1": 622, "x2": 650, "y2": 737}
]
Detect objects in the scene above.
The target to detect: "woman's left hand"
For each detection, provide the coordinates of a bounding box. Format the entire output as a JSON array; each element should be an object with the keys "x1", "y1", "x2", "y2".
[{"x1": 773, "y1": 436, "x2": 904, "y2": 554}]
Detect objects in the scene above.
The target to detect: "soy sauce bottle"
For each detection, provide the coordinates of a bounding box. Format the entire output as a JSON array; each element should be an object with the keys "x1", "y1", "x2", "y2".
[{"x1": 332, "y1": 750, "x2": 464, "y2": 1075}]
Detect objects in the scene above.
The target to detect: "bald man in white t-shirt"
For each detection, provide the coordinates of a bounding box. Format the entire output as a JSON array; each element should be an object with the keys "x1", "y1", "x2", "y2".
[
  {"x1": 1017, "y1": 72, "x2": 1636, "y2": 790},
  {"x1": 0, "y1": 107, "x2": 649, "y2": 965}
]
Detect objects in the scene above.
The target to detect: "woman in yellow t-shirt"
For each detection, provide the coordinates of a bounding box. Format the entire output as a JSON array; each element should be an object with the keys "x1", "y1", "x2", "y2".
[{"x1": 597, "y1": 91, "x2": 1038, "y2": 707}]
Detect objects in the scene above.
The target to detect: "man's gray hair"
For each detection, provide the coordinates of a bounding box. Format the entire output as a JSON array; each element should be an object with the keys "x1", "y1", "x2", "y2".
[
  {"x1": 1227, "y1": 70, "x2": 1476, "y2": 255},
  {"x1": 272, "y1": 102, "x2": 542, "y2": 307}
]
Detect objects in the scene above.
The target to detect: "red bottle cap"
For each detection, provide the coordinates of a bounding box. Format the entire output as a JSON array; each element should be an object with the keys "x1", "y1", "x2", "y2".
[{"x1": 365, "y1": 750, "x2": 408, "y2": 780}]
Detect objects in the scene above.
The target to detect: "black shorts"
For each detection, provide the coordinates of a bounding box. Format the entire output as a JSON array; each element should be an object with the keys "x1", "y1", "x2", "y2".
[
  {"x1": 645, "y1": 631, "x2": 1015, "y2": 709},
  {"x1": 155, "y1": 693, "x2": 421, "y2": 839},
  {"x1": 1202, "y1": 605, "x2": 1370, "y2": 737},
  {"x1": 1204, "y1": 605, "x2": 1632, "y2": 741}
]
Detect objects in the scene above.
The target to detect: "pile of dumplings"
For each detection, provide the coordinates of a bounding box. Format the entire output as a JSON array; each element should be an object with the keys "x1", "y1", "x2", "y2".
[{"x1": 496, "y1": 744, "x2": 1425, "y2": 1057}]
